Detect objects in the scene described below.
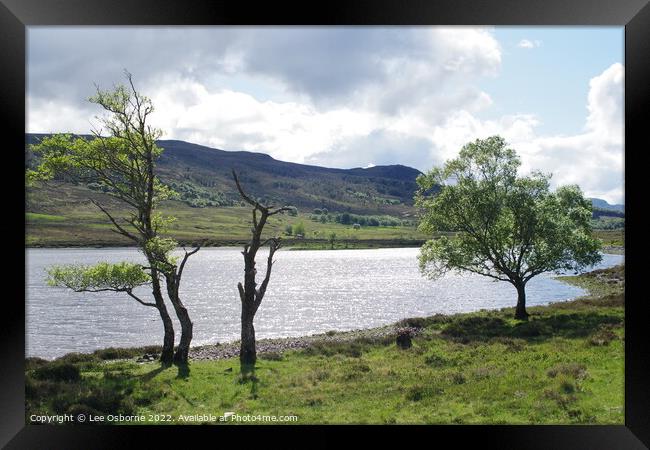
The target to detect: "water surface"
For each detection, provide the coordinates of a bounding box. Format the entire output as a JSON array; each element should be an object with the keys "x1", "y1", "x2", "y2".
[{"x1": 26, "y1": 247, "x2": 623, "y2": 359}]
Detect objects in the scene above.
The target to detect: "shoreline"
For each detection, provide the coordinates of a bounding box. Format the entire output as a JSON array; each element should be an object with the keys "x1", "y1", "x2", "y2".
[
  {"x1": 25, "y1": 238, "x2": 427, "y2": 250},
  {"x1": 25, "y1": 243, "x2": 625, "y2": 253},
  {"x1": 28, "y1": 263, "x2": 624, "y2": 363}
]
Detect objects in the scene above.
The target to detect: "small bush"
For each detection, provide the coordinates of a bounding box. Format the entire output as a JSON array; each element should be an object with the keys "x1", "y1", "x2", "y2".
[
  {"x1": 405, "y1": 384, "x2": 442, "y2": 402},
  {"x1": 93, "y1": 347, "x2": 137, "y2": 360},
  {"x1": 311, "y1": 369, "x2": 330, "y2": 382},
  {"x1": 588, "y1": 325, "x2": 618, "y2": 346},
  {"x1": 424, "y1": 351, "x2": 449, "y2": 368},
  {"x1": 25, "y1": 357, "x2": 49, "y2": 371},
  {"x1": 472, "y1": 366, "x2": 498, "y2": 380},
  {"x1": 398, "y1": 317, "x2": 427, "y2": 329},
  {"x1": 79, "y1": 386, "x2": 132, "y2": 414},
  {"x1": 543, "y1": 389, "x2": 577, "y2": 409},
  {"x1": 489, "y1": 337, "x2": 526, "y2": 351},
  {"x1": 559, "y1": 379, "x2": 576, "y2": 394},
  {"x1": 57, "y1": 353, "x2": 99, "y2": 365},
  {"x1": 396, "y1": 327, "x2": 417, "y2": 349},
  {"x1": 259, "y1": 352, "x2": 283, "y2": 361},
  {"x1": 306, "y1": 397, "x2": 324, "y2": 407},
  {"x1": 450, "y1": 372, "x2": 466, "y2": 385},
  {"x1": 66, "y1": 403, "x2": 103, "y2": 418},
  {"x1": 341, "y1": 361, "x2": 372, "y2": 380},
  {"x1": 406, "y1": 385, "x2": 426, "y2": 402},
  {"x1": 512, "y1": 320, "x2": 552, "y2": 337},
  {"x1": 442, "y1": 316, "x2": 508, "y2": 338},
  {"x1": 33, "y1": 363, "x2": 81, "y2": 382},
  {"x1": 547, "y1": 363, "x2": 588, "y2": 380}
]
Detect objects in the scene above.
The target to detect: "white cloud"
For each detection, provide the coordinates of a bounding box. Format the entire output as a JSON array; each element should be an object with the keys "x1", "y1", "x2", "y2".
[
  {"x1": 26, "y1": 28, "x2": 623, "y2": 204},
  {"x1": 517, "y1": 39, "x2": 542, "y2": 49},
  {"x1": 425, "y1": 63, "x2": 624, "y2": 204}
]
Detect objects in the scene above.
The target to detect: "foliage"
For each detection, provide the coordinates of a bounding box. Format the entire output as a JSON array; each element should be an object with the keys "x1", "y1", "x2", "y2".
[
  {"x1": 591, "y1": 216, "x2": 624, "y2": 230},
  {"x1": 165, "y1": 181, "x2": 233, "y2": 208},
  {"x1": 293, "y1": 221, "x2": 306, "y2": 236},
  {"x1": 47, "y1": 262, "x2": 150, "y2": 292},
  {"x1": 415, "y1": 136, "x2": 602, "y2": 285},
  {"x1": 28, "y1": 73, "x2": 174, "y2": 240}
]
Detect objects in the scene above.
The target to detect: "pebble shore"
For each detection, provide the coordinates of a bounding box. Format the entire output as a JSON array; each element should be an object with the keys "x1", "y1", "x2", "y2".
[{"x1": 189, "y1": 324, "x2": 408, "y2": 361}]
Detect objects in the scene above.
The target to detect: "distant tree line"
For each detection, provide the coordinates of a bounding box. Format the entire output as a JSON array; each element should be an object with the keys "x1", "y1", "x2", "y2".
[{"x1": 307, "y1": 210, "x2": 414, "y2": 227}]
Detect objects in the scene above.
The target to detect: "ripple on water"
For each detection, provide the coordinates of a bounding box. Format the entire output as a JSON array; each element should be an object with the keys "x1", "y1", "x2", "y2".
[{"x1": 26, "y1": 247, "x2": 623, "y2": 359}]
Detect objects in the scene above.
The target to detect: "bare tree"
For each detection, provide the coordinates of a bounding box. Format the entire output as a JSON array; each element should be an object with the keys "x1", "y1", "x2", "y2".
[{"x1": 232, "y1": 170, "x2": 291, "y2": 371}]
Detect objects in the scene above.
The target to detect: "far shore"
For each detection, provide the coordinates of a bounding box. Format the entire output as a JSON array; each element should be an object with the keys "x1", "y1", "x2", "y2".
[{"x1": 26, "y1": 240, "x2": 625, "y2": 254}]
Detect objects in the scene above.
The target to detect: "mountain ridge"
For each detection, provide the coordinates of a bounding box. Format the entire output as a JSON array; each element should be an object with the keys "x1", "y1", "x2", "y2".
[{"x1": 26, "y1": 133, "x2": 422, "y2": 216}]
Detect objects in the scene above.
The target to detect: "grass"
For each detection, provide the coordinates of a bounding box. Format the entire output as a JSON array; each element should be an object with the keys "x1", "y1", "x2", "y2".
[
  {"x1": 25, "y1": 265, "x2": 624, "y2": 425},
  {"x1": 26, "y1": 185, "x2": 427, "y2": 247},
  {"x1": 26, "y1": 183, "x2": 624, "y2": 249}
]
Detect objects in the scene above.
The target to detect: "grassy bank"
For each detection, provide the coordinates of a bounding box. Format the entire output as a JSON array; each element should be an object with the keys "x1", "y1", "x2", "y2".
[
  {"x1": 25, "y1": 265, "x2": 624, "y2": 425},
  {"x1": 25, "y1": 186, "x2": 622, "y2": 249},
  {"x1": 26, "y1": 200, "x2": 427, "y2": 248}
]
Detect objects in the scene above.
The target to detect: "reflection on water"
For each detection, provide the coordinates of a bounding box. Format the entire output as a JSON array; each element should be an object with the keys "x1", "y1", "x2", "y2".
[{"x1": 26, "y1": 247, "x2": 623, "y2": 359}]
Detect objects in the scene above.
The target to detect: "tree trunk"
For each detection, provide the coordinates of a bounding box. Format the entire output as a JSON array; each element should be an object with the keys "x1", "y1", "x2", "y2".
[
  {"x1": 163, "y1": 276, "x2": 193, "y2": 365},
  {"x1": 170, "y1": 294, "x2": 193, "y2": 364},
  {"x1": 151, "y1": 274, "x2": 174, "y2": 365},
  {"x1": 240, "y1": 307, "x2": 256, "y2": 368},
  {"x1": 514, "y1": 282, "x2": 529, "y2": 321}
]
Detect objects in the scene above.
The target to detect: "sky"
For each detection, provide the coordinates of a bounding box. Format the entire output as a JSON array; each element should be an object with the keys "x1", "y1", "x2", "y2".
[{"x1": 26, "y1": 26, "x2": 624, "y2": 204}]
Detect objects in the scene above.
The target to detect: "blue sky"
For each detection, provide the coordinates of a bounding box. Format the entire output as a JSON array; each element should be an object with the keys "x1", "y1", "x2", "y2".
[
  {"x1": 480, "y1": 27, "x2": 623, "y2": 136},
  {"x1": 27, "y1": 26, "x2": 624, "y2": 203}
]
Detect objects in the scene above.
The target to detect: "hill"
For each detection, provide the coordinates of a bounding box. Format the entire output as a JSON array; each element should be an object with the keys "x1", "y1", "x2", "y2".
[
  {"x1": 26, "y1": 134, "x2": 421, "y2": 217},
  {"x1": 589, "y1": 198, "x2": 624, "y2": 214}
]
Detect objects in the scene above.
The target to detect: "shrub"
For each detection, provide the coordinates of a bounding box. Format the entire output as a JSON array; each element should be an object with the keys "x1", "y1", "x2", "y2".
[
  {"x1": 547, "y1": 363, "x2": 588, "y2": 380},
  {"x1": 450, "y1": 372, "x2": 466, "y2": 385},
  {"x1": 57, "y1": 352, "x2": 99, "y2": 365},
  {"x1": 259, "y1": 352, "x2": 283, "y2": 361},
  {"x1": 395, "y1": 327, "x2": 416, "y2": 349},
  {"x1": 93, "y1": 347, "x2": 138, "y2": 360},
  {"x1": 405, "y1": 384, "x2": 442, "y2": 401},
  {"x1": 442, "y1": 316, "x2": 508, "y2": 338},
  {"x1": 33, "y1": 363, "x2": 81, "y2": 382},
  {"x1": 398, "y1": 317, "x2": 428, "y2": 329},
  {"x1": 25, "y1": 357, "x2": 49, "y2": 371},
  {"x1": 424, "y1": 351, "x2": 449, "y2": 367},
  {"x1": 588, "y1": 325, "x2": 618, "y2": 346},
  {"x1": 512, "y1": 320, "x2": 552, "y2": 337}
]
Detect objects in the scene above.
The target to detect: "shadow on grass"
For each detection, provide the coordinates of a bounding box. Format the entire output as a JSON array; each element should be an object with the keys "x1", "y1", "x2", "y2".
[
  {"x1": 176, "y1": 363, "x2": 190, "y2": 380},
  {"x1": 440, "y1": 311, "x2": 623, "y2": 343},
  {"x1": 25, "y1": 360, "x2": 174, "y2": 421},
  {"x1": 139, "y1": 363, "x2": 169, "y2": 382},
  {"x1": 239, "y1": 363, "x2": 259, "y2": 399}
]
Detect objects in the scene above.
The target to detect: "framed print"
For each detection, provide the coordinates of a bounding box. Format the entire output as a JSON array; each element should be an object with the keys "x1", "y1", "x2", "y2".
[{"x1": 2, "y1": 0, "x2": 648, "y2": 447}]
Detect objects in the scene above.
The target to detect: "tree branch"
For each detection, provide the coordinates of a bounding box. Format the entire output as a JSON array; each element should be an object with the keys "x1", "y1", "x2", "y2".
[{"x1": 90, "y1": 199, "x2": 139, "y2": 243}]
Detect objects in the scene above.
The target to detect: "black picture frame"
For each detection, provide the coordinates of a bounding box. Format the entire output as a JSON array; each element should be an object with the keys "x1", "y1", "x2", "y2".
[{"x1": 2, "y1": 0, "x2": 648, "y2": 448}]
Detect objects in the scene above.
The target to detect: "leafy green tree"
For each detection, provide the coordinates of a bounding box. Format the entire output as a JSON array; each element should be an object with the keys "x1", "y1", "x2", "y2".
[
  {"x1": 293, "y1": 221, "x2": 306, "y2": 236},
  {"x1": 28, "y1": 72, "x2": 199, "y2": 364},
  {"x1": 284, "y1": 224, "x2": 293, "y2": 235},
  {"x1": 415, "y1": 136, "x2": 602, "y2": 320}
]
